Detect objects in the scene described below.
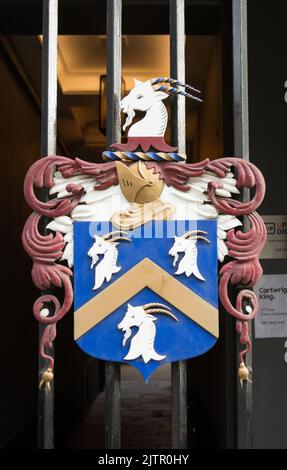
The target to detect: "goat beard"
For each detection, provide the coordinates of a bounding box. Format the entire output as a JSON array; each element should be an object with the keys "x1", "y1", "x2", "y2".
[
  {"x1": 90, "y1": 255, "x2": 99, "y2": 269},
  {"x1": 171, "y1": 253, "x2": 178, "y2": 267},
  {"x1": 122, "y1": 328, "x2": 132, "y2": 346},
  {"x1": 122, "y1": 105, "x2": 135, "y2": 132}
]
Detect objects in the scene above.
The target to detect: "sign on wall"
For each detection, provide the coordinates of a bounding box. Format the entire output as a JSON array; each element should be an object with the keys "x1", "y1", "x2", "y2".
[
  {"x1": 254, "y1": 274, "x2": 287, "y2": 339},
  {"x1": 260, "y1": 215, "x2": 287, "y2": 259}
]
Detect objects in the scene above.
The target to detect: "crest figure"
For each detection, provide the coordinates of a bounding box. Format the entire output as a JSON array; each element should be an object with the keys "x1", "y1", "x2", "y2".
[{"x1": 22, "y1": 76, "x2": 267, "y2": 385}]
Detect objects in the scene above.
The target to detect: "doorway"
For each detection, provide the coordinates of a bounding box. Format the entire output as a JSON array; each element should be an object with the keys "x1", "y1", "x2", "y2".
[{"x1": 0, "y1": 0, "x2": 238, "y2": 449}]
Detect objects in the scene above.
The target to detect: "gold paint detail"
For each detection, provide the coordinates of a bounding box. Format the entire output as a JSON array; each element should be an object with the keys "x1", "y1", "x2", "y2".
[
  {"x1": 181, "y1": 230, "x2": 210, "y2": 244},
  {"x1": 39, "y1": 368, "x2": 54, "y2": 391},
  {"x1": 116, "y1": 161, "x2": 164, "y2": 203},
  {"x1": 114, "y1": 161, "x2": 175, "y2": 229},
  {"x1": 111, "y1": 200, "x2": 175, "y2": 230},
  {"x1": 238, "y1": 362, "x2": 252, "y2": 387},
  {"x1": 74, "y1": 258, "x2": 219, "y2": 340},
  {"x1": 143, "y1": 302, "x2": 178, "y2": 321}
]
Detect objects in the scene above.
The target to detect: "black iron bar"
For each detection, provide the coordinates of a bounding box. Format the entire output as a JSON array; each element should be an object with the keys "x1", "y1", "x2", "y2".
[
  {"x1": 170, "y1": 0, "x2": 186, "y2": 151},
  {"x1": 232, "y1": 0, "x2": 252, "y2": 449},
  {"x1": 105, "y1": 0, "x2": 122, "y2": 450},
  {"x1": 170, "y1": 0, "x2": 188, "y2": 450},
  {"x1": 39, "y1": 0, "x2": 58, "y2": 450},
  {"x1": 105, "y1": 362, "x2": 121, "y2": 449}
]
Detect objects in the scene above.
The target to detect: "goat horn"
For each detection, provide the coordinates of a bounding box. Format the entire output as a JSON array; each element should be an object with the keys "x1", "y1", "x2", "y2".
[
  {"x1": 109, "y1": 237, "x2": 131, "y2": 243},
  {"x1": 145, "y1": 309, "x2": 179, "y2": 322},
  {"x1": 102, "y1": 230, "x2": 130, "y2": 240},
  {"x1": 143, "y1": 303, "x2": 171, "y2": 311},
  {"x1": 193, "y1": 236, "x2": 210, "y2": 244},
  {"x1": 182, "y1": 230, "x2": 208, "y2": 239}
]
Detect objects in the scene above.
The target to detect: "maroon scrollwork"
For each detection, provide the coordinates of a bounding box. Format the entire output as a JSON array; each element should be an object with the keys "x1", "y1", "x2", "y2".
[
  {"x1": 24, "y1": 156, "x2": 85, "y2": 217},
  {"x1": 146, "y1": 159, "x2": 210, "y2": 191},
  {"x1": 39, "y1": 324, "x2": 57, "y2": 370},
  {"x1": 39, "y1": 324, "x2": 57, "y2": 391},
  {"x1": 207, "y1": 157, "x2": 266, "y2": 216},
  {"x1": 110, "y1": 136, "x2": 178, "y2": 153},
  {"x1": 22, "y1": 211, "x2": 73, "y2": 386},
  {"x1": 218, "y1": 210, "x2": 267, "y2": 383},
  {"x1": 57, "y1": 157, "x2": 119, "y2": 190},
  {"x1": 23, "y1": 153, "x2": 267, "y2": 387}
]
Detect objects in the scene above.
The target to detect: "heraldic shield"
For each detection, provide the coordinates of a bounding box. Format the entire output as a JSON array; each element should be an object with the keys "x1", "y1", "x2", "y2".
[
  {"x1": 74, "y1": 220, "x2": 218, "y2": 380},
  {"x1": 22, "y1": 76, "x2": 267, "y2": 389}
]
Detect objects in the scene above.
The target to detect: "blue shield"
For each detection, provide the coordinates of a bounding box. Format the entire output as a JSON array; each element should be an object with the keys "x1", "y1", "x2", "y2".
[{"x1": 74, "y1": 220, "x2": 218, "y2": 381}]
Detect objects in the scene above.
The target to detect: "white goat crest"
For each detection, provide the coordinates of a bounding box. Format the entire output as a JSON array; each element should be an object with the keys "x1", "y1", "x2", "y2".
[
  {"x1": 169, "y1": 230, "x2": 210, "y2": 281},
  {"x1": 118, "y1": 303, "x2": 178, "y2": 364},
  {"x1": 120, "y1": 79, "x2": 169, "y2": 137},
  {"x1": 88, "y1": 231, "x2": 130, "y2": 290},
  {"x1": 120, "y1": 78, "x2": 202, "y2": 138}
]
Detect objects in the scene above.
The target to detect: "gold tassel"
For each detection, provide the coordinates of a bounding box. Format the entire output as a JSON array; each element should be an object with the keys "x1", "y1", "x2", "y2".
[
  {"x1": 39, "y1": 368, "x2": 54, "y2": 391},
  {"x1": 238, "y1": 362, "x2": 252, "y2": 387}
]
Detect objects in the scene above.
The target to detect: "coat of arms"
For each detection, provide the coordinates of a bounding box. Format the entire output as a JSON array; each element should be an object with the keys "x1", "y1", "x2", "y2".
[{"x1": 22, "y1": 77, "x2": 266, "y2": 386}]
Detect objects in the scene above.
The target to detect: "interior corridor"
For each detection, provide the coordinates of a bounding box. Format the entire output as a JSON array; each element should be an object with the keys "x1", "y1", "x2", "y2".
[{"x1": 68, "y1": 365, "x2": 171, "y2": 449}]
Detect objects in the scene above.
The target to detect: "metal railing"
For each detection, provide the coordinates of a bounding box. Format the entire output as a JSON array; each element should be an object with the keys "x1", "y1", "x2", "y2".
[
  {"x1": 39, "y1": 0, "x2": 250, "y2": 450},
  {"x1": 39, "y1": 0, "x2": 58, "y2": 450}
]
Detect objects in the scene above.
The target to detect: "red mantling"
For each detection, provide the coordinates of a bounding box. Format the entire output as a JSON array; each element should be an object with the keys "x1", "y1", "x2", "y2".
[{"x1": 110, "y1": 136, "x2": 178, "y2": 153}]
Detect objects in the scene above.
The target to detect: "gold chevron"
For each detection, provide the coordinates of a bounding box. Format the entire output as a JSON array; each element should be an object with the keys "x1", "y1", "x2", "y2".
[{"x1": 74, "y1": 258, "x2": 218, "y2": 340}]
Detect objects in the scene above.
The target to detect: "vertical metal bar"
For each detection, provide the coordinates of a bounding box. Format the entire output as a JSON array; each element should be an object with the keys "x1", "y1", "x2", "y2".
[
  {"x1": 105, "y1": 0, "x2": 122, "y2": 450},
  {"x1": 232, "y1": 0, "x2": 252, "y2": 449},
  {"x1": 171, "y1": 361, "x2": 187, "y2": 449},
  {"x1": 39, "y1": 0, "x2": 58, "y2": 450},
  {"x1": 106, "y1": 0, "x2": 122, "y2": 147},
  {"x1": 41, "y1": 0, "x2": 58, "y2": 156},
  {"x1": 170, "y1": 0, "x2": 186, "y2": 152},
  {"x1": 170, "y1": 0, "x2": 187, "y2": 449},
  {"x1": 232, "y1": 0, "x2": 249, "y2": 159},
  {"x1": 105, "y1": 362, "x2": 121, "y2": 449}
]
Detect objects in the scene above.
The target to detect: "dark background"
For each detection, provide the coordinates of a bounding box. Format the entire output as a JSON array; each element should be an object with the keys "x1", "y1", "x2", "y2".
[{"x1": 0, "y1": 0, "x2": 286, "y2": 449}]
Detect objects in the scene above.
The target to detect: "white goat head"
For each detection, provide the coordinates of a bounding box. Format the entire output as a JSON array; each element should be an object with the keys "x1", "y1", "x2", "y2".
[
  {"x1": 88, "y1": 231, "x2": 130, "y2": 290},
  {"x1": 118, "y1": 303, "x2": 178, "y2": 363},
  {"x1": 88, "y1": 235, "x2": 110, "y2": 264},
  {"x1": 169, "y1": 236, "x2": 195, "y2": 261},
  {"x1": 169, "y1": 230, "x2": 210, "y2": 281},
  {"x1": 119, "y1": 77, "x2": 202, "y2": 135},
  {"x1": 120, "y1": 79, "x2": 168, "y2": 131}
]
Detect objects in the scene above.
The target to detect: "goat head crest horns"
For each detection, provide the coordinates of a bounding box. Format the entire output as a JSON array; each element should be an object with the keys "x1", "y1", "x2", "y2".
[
  {"x1": 181, "y1": 230, "x2": 210, "y2": 244},
  {"x1": 142, "y1": 303, "x2": 178, "y2": 322},
  {"x1": 101, "y1": 230, "x2": 131, "y2": 243}
]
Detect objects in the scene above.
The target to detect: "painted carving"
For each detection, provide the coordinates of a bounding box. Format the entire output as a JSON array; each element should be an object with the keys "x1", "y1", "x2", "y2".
[
  {"x1": 118, "y1": 303, "x2": 178, "y2": 363},
  {"x1": 169, "y1": 230, "x2": 210, "y2": 281},
  {"x1": 22, "y1": 76, "x2": 266, "y2": 386},
  {"x1": 22, "y1": 211, "x2": 73, "y2": 389},
  {"x1": 116, "y1": 161, "x2": 164, "y2": 203},
  {"x1": 111, "y1": 77, "x2": 202, "y2": 154},
  {"x1": 112, "y1": 161, "x2": 175, "y2": 229},
  {"x1": 88, "y1": 231, "x2": 131, "y2": 290},
  {"x1": 102, "y1": 150, "x2": 187, "y2": 162}
]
